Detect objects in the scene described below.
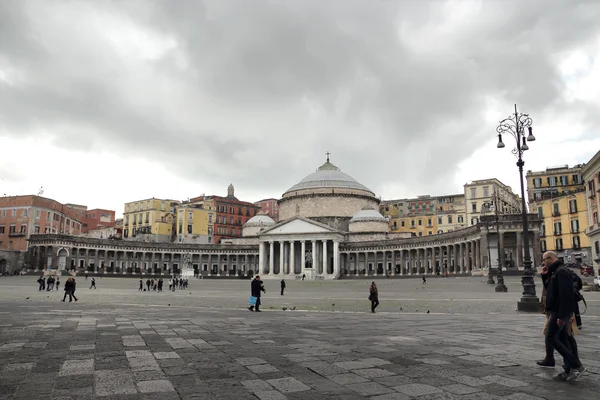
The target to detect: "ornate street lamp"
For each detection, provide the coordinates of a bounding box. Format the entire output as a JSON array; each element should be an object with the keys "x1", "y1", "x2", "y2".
[{"x1": 496, "y1": 104, "x2": 538, "y2": 311}]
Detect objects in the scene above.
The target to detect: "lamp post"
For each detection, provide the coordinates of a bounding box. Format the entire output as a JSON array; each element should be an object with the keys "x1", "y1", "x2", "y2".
[
  {"x1": 496, "y1": 104, "x2": 538, "y2": 311},
  {"x1": 492, "y1": 190, "x2": 507, "y2": 292}
]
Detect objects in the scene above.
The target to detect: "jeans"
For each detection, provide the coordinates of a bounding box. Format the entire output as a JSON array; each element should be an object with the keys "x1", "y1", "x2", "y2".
[
  {"x1": 371, "y1": 297, "x2": 379, "y2": 312},
  {"x1": 545, "y1": 313, "x2": 581, "y2": 371}
]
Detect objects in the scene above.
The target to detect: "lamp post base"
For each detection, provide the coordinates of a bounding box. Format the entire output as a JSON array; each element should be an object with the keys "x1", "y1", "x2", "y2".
[
  {"x1": 487, "y1": 276, "x2": 495, "y2": 284},
  {"x1": 517, "y1": 297, "x2": 540, "y2": 312},
  {"x1": 495, "y1": 283, "x2": 507, "y2": 292}
]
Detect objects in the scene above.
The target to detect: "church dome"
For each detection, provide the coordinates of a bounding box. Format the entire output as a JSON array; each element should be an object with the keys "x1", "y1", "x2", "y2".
[
  {"x1": 283, "y1": 159, "x2": 374, "y2": 196},
  {"x1": 349, "y1": 207, "x2": 388, "y2": 223},
  {"x1": 244, "y1": 214, "x2": 275, "y2": 226}
]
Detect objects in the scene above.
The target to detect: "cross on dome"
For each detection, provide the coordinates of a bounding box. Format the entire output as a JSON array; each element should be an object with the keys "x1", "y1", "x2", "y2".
[{"x1": 325, "y1": 151, "x2": 331, "y2": 162}]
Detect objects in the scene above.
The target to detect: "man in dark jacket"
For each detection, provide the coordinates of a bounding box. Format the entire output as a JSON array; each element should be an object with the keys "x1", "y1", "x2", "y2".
[
  {"x1": 541, "y1": 251, "x2": 585, "y2": 382},
  {"x1": 248, "y1": 275, "x2": 266, "y2": 312},
  {"x1": 280, "y1": 279, "x2": 286, "y2": 296}
]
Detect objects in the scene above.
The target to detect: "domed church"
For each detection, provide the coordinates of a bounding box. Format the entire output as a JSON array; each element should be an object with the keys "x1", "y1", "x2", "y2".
[{"x1": 235, "y1": 154, "x2": 410, "y2": 279}]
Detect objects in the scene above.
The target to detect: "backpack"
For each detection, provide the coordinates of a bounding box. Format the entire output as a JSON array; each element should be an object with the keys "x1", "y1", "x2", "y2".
[{"x1": 559, "y1": 266, "x2": 587, "y2": 314}]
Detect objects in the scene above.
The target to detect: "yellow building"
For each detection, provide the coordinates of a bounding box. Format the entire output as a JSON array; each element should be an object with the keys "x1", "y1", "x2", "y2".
[
  {"x1": 464, "y1": 179, "x2": 521, "y2": 227},
  {"x1": 527, "y1": 165, "x2": 591, "y2": 265},
  {"x1": 435, "y1": 194, "x2": 467, "y2": 233},
  {"x1": 175, "y1": 205, "x2": 215, "y2": 244},
  {"x1": 389, "y1": 214, "x2": 438, "y2": 237},
  {"x1": 123, "y1": 198, "x2": 180, "y2": 242}
]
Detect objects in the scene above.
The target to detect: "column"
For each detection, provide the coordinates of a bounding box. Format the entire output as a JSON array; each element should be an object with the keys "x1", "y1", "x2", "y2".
[
  {"x1": 373, "y1": 251, "x2": 378, "y2": 276},
  {"x1": 279, "y1": 241, "x2": 284, "y2": 275},
  {"x1": 333, "y1": 241, "x2": 340, "y2": 277},
  {"x1": 467, "y1": 242, "x2": 472, "y2": 271},
  {"x1": 430, "y1": 247, "x2": 435, "y2": 275},
  {"x1": 438, "y1": 246, "x2": 443, "y2": 274},
  {"x1": 475, "y1": 240, "x2": 481, "y2": 268},
  {"x1": 516, "y1": 232, "x2": 523, "y2": 270},
  {"x1": 311, "y1": 240, "x2": 317, "y2": 273},
  {"x1": 399, "y1": 250, "x2": 405, "y2": 275},
  {"x1": 355, "y1": 252, "x2": 359, "y2": 275},
  {"x1": 301, "y1": 241, "x2": 306, "y2": 274},
  {"x1": 408, "y1": 249, "x2": 413, "y2": 275},
  {"x1": 498, "y1": 231, "x2": 505, "y2": 271},
  {"x1": 459, "y1": 244, "x2": 464, "y2": 273},
  {"x1": 289, "y1": 240, "x2": 295, "y2": 276},
  {"x1": 322, "y1": 240, "x2": 328, "y2": 275},
  {"x1": 533, "y1": 231, "x2": 541, "y2": 266},
  {"x1": 258, "y1": 242, "x2": 265, "y2": 275},
  {"x1": 269, "y1": 241, "x2": 274, "y2": 275},
  {"x1": 391, "y1": 250, "x2": 396, "y2": 276}
]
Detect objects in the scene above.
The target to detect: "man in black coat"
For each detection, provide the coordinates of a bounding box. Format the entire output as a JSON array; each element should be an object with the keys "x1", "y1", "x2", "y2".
[
  {"x1": 542, "y1": 251, "x2": 586, "y2": 382},
  {"x1": 280, "y1": 279, "x2": 286, "y2": 296},
  {"x1": 248, "y1": 275, "x2": 266, "y2": 312}
]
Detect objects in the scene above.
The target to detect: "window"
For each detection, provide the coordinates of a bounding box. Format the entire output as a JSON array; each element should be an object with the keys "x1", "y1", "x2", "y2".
[
  {"x1": 573, "y1": 236, "x2": 581, "y2": 248},
  {"x1": 572, "y1": 174, "x2": 581, "y2": 184},
  {"x1": 458, "y1": 216, "x2": 464, "y2": 223},
  {"x1": 188, "y1": 212, "x2": 193, "y2": 221},
  {"x1": 555, "y1": 238, "x2": 563, "y2": 250},
  {"x1": 230, "y1": 228, "x2": 235, "y2": 236},
  {"x1": 418, "y1": 219, "x2": 422, "y2": 226},
  {"x1": 20, "y1": 224, "x2": 26, "y2": 233},
  {"x1": 428, "y1": 231, "x2": 432, "y2": 235},
  {"x1": 208, "y1": 214, "x2": 213, "y2": 223},
  {"x1": 134, "y1": 203, "x2": 138, "y2": 211},
  {"x1": 160, "y1": 202, "x2": 165, "y2": 211},
  {"x1": 125, "y1": 216, "x2": 129, "y2": 225},
  {"x1": 34, "y1": 225, "x2": 40, "y2": 234},
  {"x1": 588, "y1": 180, "x2": 596, "y2": 194},
  {"x1": 560, "y1": 176, "x2": 568, "y2": 186},
  {"x1": 552, "y1": 203, "x2": 559, "y2": 216},
  {"x1": 0, "y1": 226, "x2": 4, "y2": 234},
  {"x1": 147, "y1": 201, "x2": 151, "y2": 209},
  {"x1": 548, "y1": 176, "x2": 558, "y2": 186},
  {"x1": 401, "y1": 221, "x2": 405, "y2": 227},
  {"x1": 9, "y1": 224, "x2": 16, "y2": 233},
  {"x1": 594, "y1": 212, "x2": 599, "y2": 224},
  {"x1": 541, "y1": 224, "x2": 545, "y2": 236},
  {"x1": 47, "y1": 211, "x2": 51, "y2": 220},
  {"x1": 537, "y1": 207, "x2": 543, "y2": 218},
  {"x1": 595, "y1": 241, "x2": 600, "y2": 256},
  {"x1": 418, "y1": 232, "x2": 422, "y2": 236},
  {"x1": 392, "y1": 221, "x2": 397, "y2": 229},
  {"x1": 187, "y1": 224, "x2": 192, "y2": 234},
  {"x1": 571, "y1": 219, "x2": 579, "y2": 233},
  {"x1": 470, "y1": 188, "x2": 476, "y2": 198},
  {"x1": 448, "y1": 215, "x2": 453, "y2": 224},
  {"x1": 554, "y1": 221, "x2": 562, "y2": 235},
  {"x1": 569, "y1": 199, "x2": 577, "y2": 213},
  {"x1": 437, "y1": 217, "x2": 442, "y2": 224},
  {"x1": 541, "y1": 240, "x2": 546, "y2": 252},
  {"x1": 178, "y1": 223, "x2": 183, "y2": 233},
  {"x1": 11, "y1": 209, "x2": 16, "y2": 217},
  {"x1": 1, "y1": 210, "x2": 5, "y2": 218},
  {"x1": 427, "y1": 218, "x2": 432, "y2": 226},
  {"x1": 145, "y1": 212, "x2": 149, "y2": 223},
  {"x1": 22, "y1": 209, "x2": 28, "y2": 217},
  {"x1": 208, "y1": 227, "x2": 213, "y2": 235},
  {"x1": 483, "y1": 187, "x2": 489, "y2": 197},
  {"x1": 229, "y1": 217, "x2": 234, "y2": 224},
  {"x1": 472, "y1": 203, "x2": 477, "y2": 212},
  {"x1": 533, "y1": 178, "x2": 542, "y2": 188}
]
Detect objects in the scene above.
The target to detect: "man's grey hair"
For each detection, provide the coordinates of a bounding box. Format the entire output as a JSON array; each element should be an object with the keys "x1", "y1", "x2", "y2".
[{"x1": 544, "y1": 251, "x2": 558, "y2": 259}]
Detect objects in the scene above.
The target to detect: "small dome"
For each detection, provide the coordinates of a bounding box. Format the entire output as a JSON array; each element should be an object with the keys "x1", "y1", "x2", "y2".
[
  {"x1": 244, "y1": 214, "x2": 275, "y2": 226},
  {"x1": 349, "y1": 207, "x2": 387, "y2": 223}
]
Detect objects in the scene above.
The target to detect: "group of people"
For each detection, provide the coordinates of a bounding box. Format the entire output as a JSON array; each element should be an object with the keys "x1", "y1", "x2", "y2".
[
  {"x1": 138, "y1": 277, "x2": 190, "y2": 292},
  {"x1": 37, "y1": 276, "x2": 59, "y2": 291}
]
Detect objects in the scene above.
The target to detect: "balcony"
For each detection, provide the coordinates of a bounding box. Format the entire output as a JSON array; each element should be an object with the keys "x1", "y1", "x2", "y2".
[
  {"x1": 585, "y1": 223, "x2": 600, "y2": 236},
  {"x1": 552, "y1": 211, "x2": 561, "y2": 217},
  {"x1": 569, "y1": 208, "x2": 578, "y2": 214},
  {"x1": 572, "y1": 228, "x2": 579, "y2": 233},
  {"x1": 573, "y1": 244, "x2": 581, "y2": 250},
  {"x1": 540, "y1": 232, "x2": 546, "y2": 238},
  {"x1": 8, "y1": 232, "x2": 26, "y2": 237},
  {"x1": 554, "y1": 231, "x2": 562, "y2": 236}
]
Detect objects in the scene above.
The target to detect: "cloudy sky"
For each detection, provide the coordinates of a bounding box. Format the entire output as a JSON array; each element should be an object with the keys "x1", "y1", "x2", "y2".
[{"x1": 1, "y1": 0, "x2": 599, "y2": 217}]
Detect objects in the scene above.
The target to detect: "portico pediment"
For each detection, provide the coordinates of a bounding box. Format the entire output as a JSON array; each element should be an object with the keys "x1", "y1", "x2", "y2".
[{"x1": 260, "y1": 217, "x2": 338, "y2": 236}]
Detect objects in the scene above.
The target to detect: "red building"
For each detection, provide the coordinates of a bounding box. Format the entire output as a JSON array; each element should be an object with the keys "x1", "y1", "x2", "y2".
[
  {"x1": 66, "y1": 205, "x2": 116, "y2": 233},
  {"x1": 206, "y1": 184, "x2": 260, "y2": 244},
  {"x1": 254, "y1": 198, "x2": 279, "y2": 221},
  {"x1": 0, "y1": 195, "x2": 85, "y2": 252}
]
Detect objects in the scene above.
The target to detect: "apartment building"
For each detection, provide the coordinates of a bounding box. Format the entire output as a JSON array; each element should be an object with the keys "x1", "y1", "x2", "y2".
[
  {"x1": 122, "y1": 198, "x2": 181, "y2": 242},
  {"x1": 255, "y1": 198, "x2": 279, "y2": 221},
  {"x1": 175, "y1": 204, "x2": 215, "y2": 244},
  {"x1": 526, "y1": 165, "x2": 590, "y2": 264},
  {"x1": 581, "y1": 152, "x2": 600, "y2": 274},
  {"x1": 464, "y1": 179, "x2": 521, "y2": 226}
]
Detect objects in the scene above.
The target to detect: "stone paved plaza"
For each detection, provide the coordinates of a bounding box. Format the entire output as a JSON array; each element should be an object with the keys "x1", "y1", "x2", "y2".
[{"x1": 0, "y1": 276, "x2": 599, "y2": 399}]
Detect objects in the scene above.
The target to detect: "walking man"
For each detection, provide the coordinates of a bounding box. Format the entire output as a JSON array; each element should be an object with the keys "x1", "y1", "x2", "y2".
[
  {"x1": 248, "y1": 275, "x2": 266, "y2": 312},
  {"x1": 89, "y1": 277, "x2": 96, "y2": 289},
  {"x1": 422, "y1": 275, "x2": 426, "y2": 284},
  {"x1": 541, "y1": 251, "x2": 586, "y2": 381},
  {"x1": 280, "y1": 279, "x2": 286, "y2": 296},
  {"x1": 139, "y1": 279, "x2": 143, "y2": 291}
]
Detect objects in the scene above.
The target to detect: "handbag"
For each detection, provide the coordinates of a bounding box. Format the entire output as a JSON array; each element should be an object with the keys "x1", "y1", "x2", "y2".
[
  {"x1": 368, "y1": 294, "x2": 372, "y2": 301},
  {"x1": 249, "y1": 296, "x2": 257, "y2": 306}
]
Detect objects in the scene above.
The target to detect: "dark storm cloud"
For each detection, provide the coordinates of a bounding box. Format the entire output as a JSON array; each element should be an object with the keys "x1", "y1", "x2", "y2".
[{"x1": 1, "y1": 0, "x2": 599, "y2": 197}]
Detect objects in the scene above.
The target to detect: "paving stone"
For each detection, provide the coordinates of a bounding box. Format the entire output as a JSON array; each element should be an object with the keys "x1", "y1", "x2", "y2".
[
  {"x1": 2, "y1": 362, "x2": 34, "y2": 372},
  {"x1": 328, "y1": 373, "x2": 370, "y2": 385},
  {"x1": 153, "y1": 351, "x2": 180, "y2": 359},
  {"x1": 347, "y1": 381, "x2": 394, "y2": 396},
  {"x1": 241, "y1": 379, "x2": 274, "y2": 392},
  {"x1": 353, "y1": 368, "x2": 396, "y2": 378},
  {"x1": 482, "y1": 375, "x2": 529, "y2": 387},
  {"x1": 394, "y1": 383, "x2": 444, "y2": 397},
  {"x1": 236, "y1": 357, "x2": 268, "y2": 366},
  {"x1": 267, "y1": 377, "x2": 312, "y2": 393},
  {"x1": 502, "y1": 394, "x2": 547, "y2": 400},
  {"x1": 126, "y1": 350, "x2": 153, "y2": 358},
  {"x1": 137, "y1": 379, "x2": 176, "y2": 393},
  {"x1": 302, "y1": 361, "x2": 347, "y2": 376},
  {"x1": 370, "y1": 394, "x2": 412, "y2": 400},
  {"x1": 449, "y1": 375, "x2": 492, "y2": 387},
  {"x1": 254, "y1": 390, "x2": 288, "y2": 400},
  {"x1": 58, "y1": 359, "x2": 94, "y2": 376},
  {"x1": 165, "y1": 338, "x2": 194, "y2": 349},
  {"x1": 70, "y1": 344, "x2": 96, "y2": 351},
  {"x1": 94, "y1": 369, "x2": 138, "y2": 396},
  {"x1": 248, "y1": 364, "x2": 280, "y2": 374},
  {"x1": 440, "y1": 383, "x2": 482, "y2": 394}
]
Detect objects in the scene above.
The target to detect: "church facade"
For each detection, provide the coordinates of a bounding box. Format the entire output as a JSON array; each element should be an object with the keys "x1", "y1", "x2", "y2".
[{"x1": 25, "y1": 157, "x2": 542, "y2": 279}]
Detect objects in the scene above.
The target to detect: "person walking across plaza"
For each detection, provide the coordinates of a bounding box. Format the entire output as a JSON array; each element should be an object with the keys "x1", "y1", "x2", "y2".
[
  {"x1": 248, "y1": 275, "x2": 266, "y2": 312},
  {"x1": 540, "y1": 251, "x2": 586, "y2": 382},
  {"x1": 422, "y1": 275, "x2": 426, "y2": 284},
  {"x1": 369, "y1": 282, "x2": 379, "y2": 313},
  {"x1": 89, "y1": 277, "x2": 96, "y2": 289},
  {"x1": 139, "y1": 279, "x2": 143, "y2": 291},
  {"x1": 280, "y1": 279, "x2": 286, "y2": 296},
  {"x1": 62, "y1": 277, "x2": 78, "y2": 302},
  {"x1": 55, "y1": 277, "x2": 60, "y2": 291}
]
